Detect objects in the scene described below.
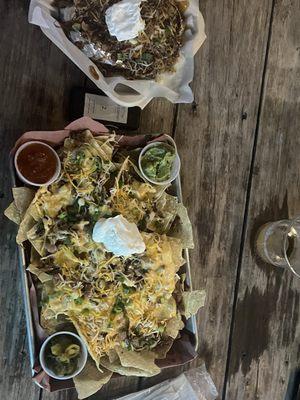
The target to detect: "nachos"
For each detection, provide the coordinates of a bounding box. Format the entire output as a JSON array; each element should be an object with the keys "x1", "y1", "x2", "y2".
[{"x1": 6, "y1": 130, "x2": 205, "y2": 383}]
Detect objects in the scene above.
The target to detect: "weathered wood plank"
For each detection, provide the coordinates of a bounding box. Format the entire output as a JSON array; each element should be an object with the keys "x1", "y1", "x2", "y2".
[
  {"x1": 138, "y1": 0, "x2": 274, "y2": 396},
  {"x1": 138, "y1": 99, "x2": 176, "y2": 135},
  {"x1": 0, "y1": 223, "x2": 40, "y2": 400},
  {"x1": 0, "y1": 2, "x2": 85, "y2": 400},
  {"x1": 2, "y1": 1, "x2": 289, "y2": 400},
  {"x1": 225, "y1": 0, "x2": 300, "y2": 399}
]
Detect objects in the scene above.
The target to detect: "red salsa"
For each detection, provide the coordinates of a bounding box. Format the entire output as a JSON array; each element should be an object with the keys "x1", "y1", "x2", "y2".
[{"x1": 17, "y1": 143, "x2": 58, "y2": 184}]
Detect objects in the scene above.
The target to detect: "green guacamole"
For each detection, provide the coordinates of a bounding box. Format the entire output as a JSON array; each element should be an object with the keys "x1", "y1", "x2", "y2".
[{"x1": 141, "y1": 144, "x2": 176, "y2": 182}]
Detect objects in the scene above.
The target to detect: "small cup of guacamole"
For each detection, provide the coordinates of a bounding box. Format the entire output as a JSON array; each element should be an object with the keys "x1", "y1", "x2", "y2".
[
  {"x1": 39, "y1": 331, "x2": 87, "y2": 380},
  {"x1": 138, "y1": 137, "x2": 180, "y2": 185}
]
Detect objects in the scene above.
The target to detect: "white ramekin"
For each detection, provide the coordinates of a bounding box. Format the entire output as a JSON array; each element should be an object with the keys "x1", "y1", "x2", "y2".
[
  {"x1": 39, "y1": 331, "x2": 88, "y2": 380},
  {"x1": 14, "y1": 141, "x2": 61, "y2": 187},
  {"x1": 138, "y1": 136, "x2": 180, "y2": 186}
]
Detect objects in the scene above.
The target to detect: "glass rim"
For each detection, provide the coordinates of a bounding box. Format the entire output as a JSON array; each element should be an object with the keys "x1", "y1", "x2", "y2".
[{"x1": 283, "y1": 216, "x2": 300, "y2": 279}]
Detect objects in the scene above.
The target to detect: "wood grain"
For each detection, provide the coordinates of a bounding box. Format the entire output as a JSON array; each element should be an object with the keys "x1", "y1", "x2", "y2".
[
  {"x1": 2, "y1": 0, "x2": 299, "y2": 400},
  {"x1": 0, "y1": 222, "x2": 40, "y2": 400},
  {"x1": 225, "y1": 0, "x2": 300, "y2": 399},
  {"x1": 0, "y1": 2, "x2": 85, "y2": 400},
  {"x1": 154, "y1": 0, "x2": 273, "y2": 396},
  {"x1": 138, "y1": 99, "x2": 176, "y2": 135}
]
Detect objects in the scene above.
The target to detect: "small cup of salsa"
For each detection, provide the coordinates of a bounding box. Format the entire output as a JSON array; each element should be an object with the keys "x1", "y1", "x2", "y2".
[
  {"x1": 14, "y1": 141, "x2": 61, "y2": 186},
  {"x1": 39, "y1": 331, "x2": 88, "y2": 380}
]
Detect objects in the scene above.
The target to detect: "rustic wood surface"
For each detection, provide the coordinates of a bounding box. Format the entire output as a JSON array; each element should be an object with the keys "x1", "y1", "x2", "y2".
[
  {"x1": 138, "y1": 0, "x2": 275, "y2": 395},
  {"x1": 225, "y1": 0, "x2": 300, "y2": 399},
  {"x1": 0, "y1": 2, "x2": 84, "y2": 400},
  {"x1": 0, "y1": 1, "x2": 299, "y2": 400}
]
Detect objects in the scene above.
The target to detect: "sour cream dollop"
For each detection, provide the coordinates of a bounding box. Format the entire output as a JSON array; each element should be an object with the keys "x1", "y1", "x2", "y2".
[
  {"x1": 92, "y1": 215, "x2": 146, "y2": 256},
  {"x1": 105, "y1": 0, "x2": 145, "y2": 42}
]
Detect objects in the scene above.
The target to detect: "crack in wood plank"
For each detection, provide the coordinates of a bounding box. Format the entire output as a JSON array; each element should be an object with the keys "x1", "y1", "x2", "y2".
[{"x1": 254, "y1": 359, "x2": 260, "y2": 399}]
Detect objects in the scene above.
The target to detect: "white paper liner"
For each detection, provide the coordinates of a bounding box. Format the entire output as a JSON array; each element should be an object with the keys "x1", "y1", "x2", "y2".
[{"x1": 28, "y1": 0, "x2": 206, "y2": 108}]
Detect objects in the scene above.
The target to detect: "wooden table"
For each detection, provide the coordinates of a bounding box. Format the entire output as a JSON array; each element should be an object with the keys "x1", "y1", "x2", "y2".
[{"x1": 1, "y1": 1, "x2": 300, "y2": 399}]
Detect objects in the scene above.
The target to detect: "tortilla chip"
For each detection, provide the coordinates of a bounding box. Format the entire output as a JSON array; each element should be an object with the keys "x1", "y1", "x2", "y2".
[
  {"x1": 100, "y1": 357, "x2": 143, "y2": 377},
  {"x1": 108, "y1": 348, "x2": 118, "y2": 363},
  {"x1": 171, "y1": 203, "x2": 194, "y2": 249},
  {"x1": 165, "y1": 314, "x2": 185, "y2": 339},
  {"x1": 40, "y1": 312, "x2": 70, "y2": 334},
  {"x1": 27, "y1": 224, "x2": 45, "y2": 256},
  {"x1": 4, "y1": 202, "x2": 21, "y2": 224},
  {"x1": 27, "y1": 264, "x2": 52, "y2": 283},
  {"x1": 153, "y1": 297, "x2": 177, "y2": 320},
  {"x1": 147, "y1": 193, "x2": 178, "y2": 234},
  {"x1": 115, "y1": 347, "x2": 160, "y2": 376},
  {"x1": 40, "y1": 281, "x2": 72, "y2": 333},
  {"x1": 16, "y1": 208, "x2": 36, "y2": 244},
  {"x1": 100, "y1": 356, "x2": 160, "y2": 378},
  {"x1": 93, "y1": 135, "x2": 114, "y2": 161},
  {"x1": 181, "y1": 290, "x2": 206, "y2": 319},
  {"x1": 53, "y1": 247, "x2": 83, "y2": 268},
  {"x1": 153, "y1": 337, "x2": 174, "y2": 359},
  {"x1": 12, "y1": 187, "x2": 35, "y2": 216},
  {"x1": 30, "y1": 247, "x2": 40, "y2": 263},
  {"x1": 28, "y1": 203, "x2": 41, "y2": 221},
  {"x1": 74, "y1": 358, "x2": 113, "y2": 399},
  {"x1": 30, "y1": 247, "x2": 54, "y2": 281},
  {"x1": 69, "y1": 316, "x2": 101, "y2": 368},
  {"x1": 167, "y1": 237, "x2": 185, "y2": 269},
  {"x1": 42, "y1": 184, "x2": 73, "y2": 218}
]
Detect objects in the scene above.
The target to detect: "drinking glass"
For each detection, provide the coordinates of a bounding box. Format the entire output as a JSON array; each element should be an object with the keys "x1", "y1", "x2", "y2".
[{"x1": 256, "y1": 217, "x2": 300, "y2": 278}]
